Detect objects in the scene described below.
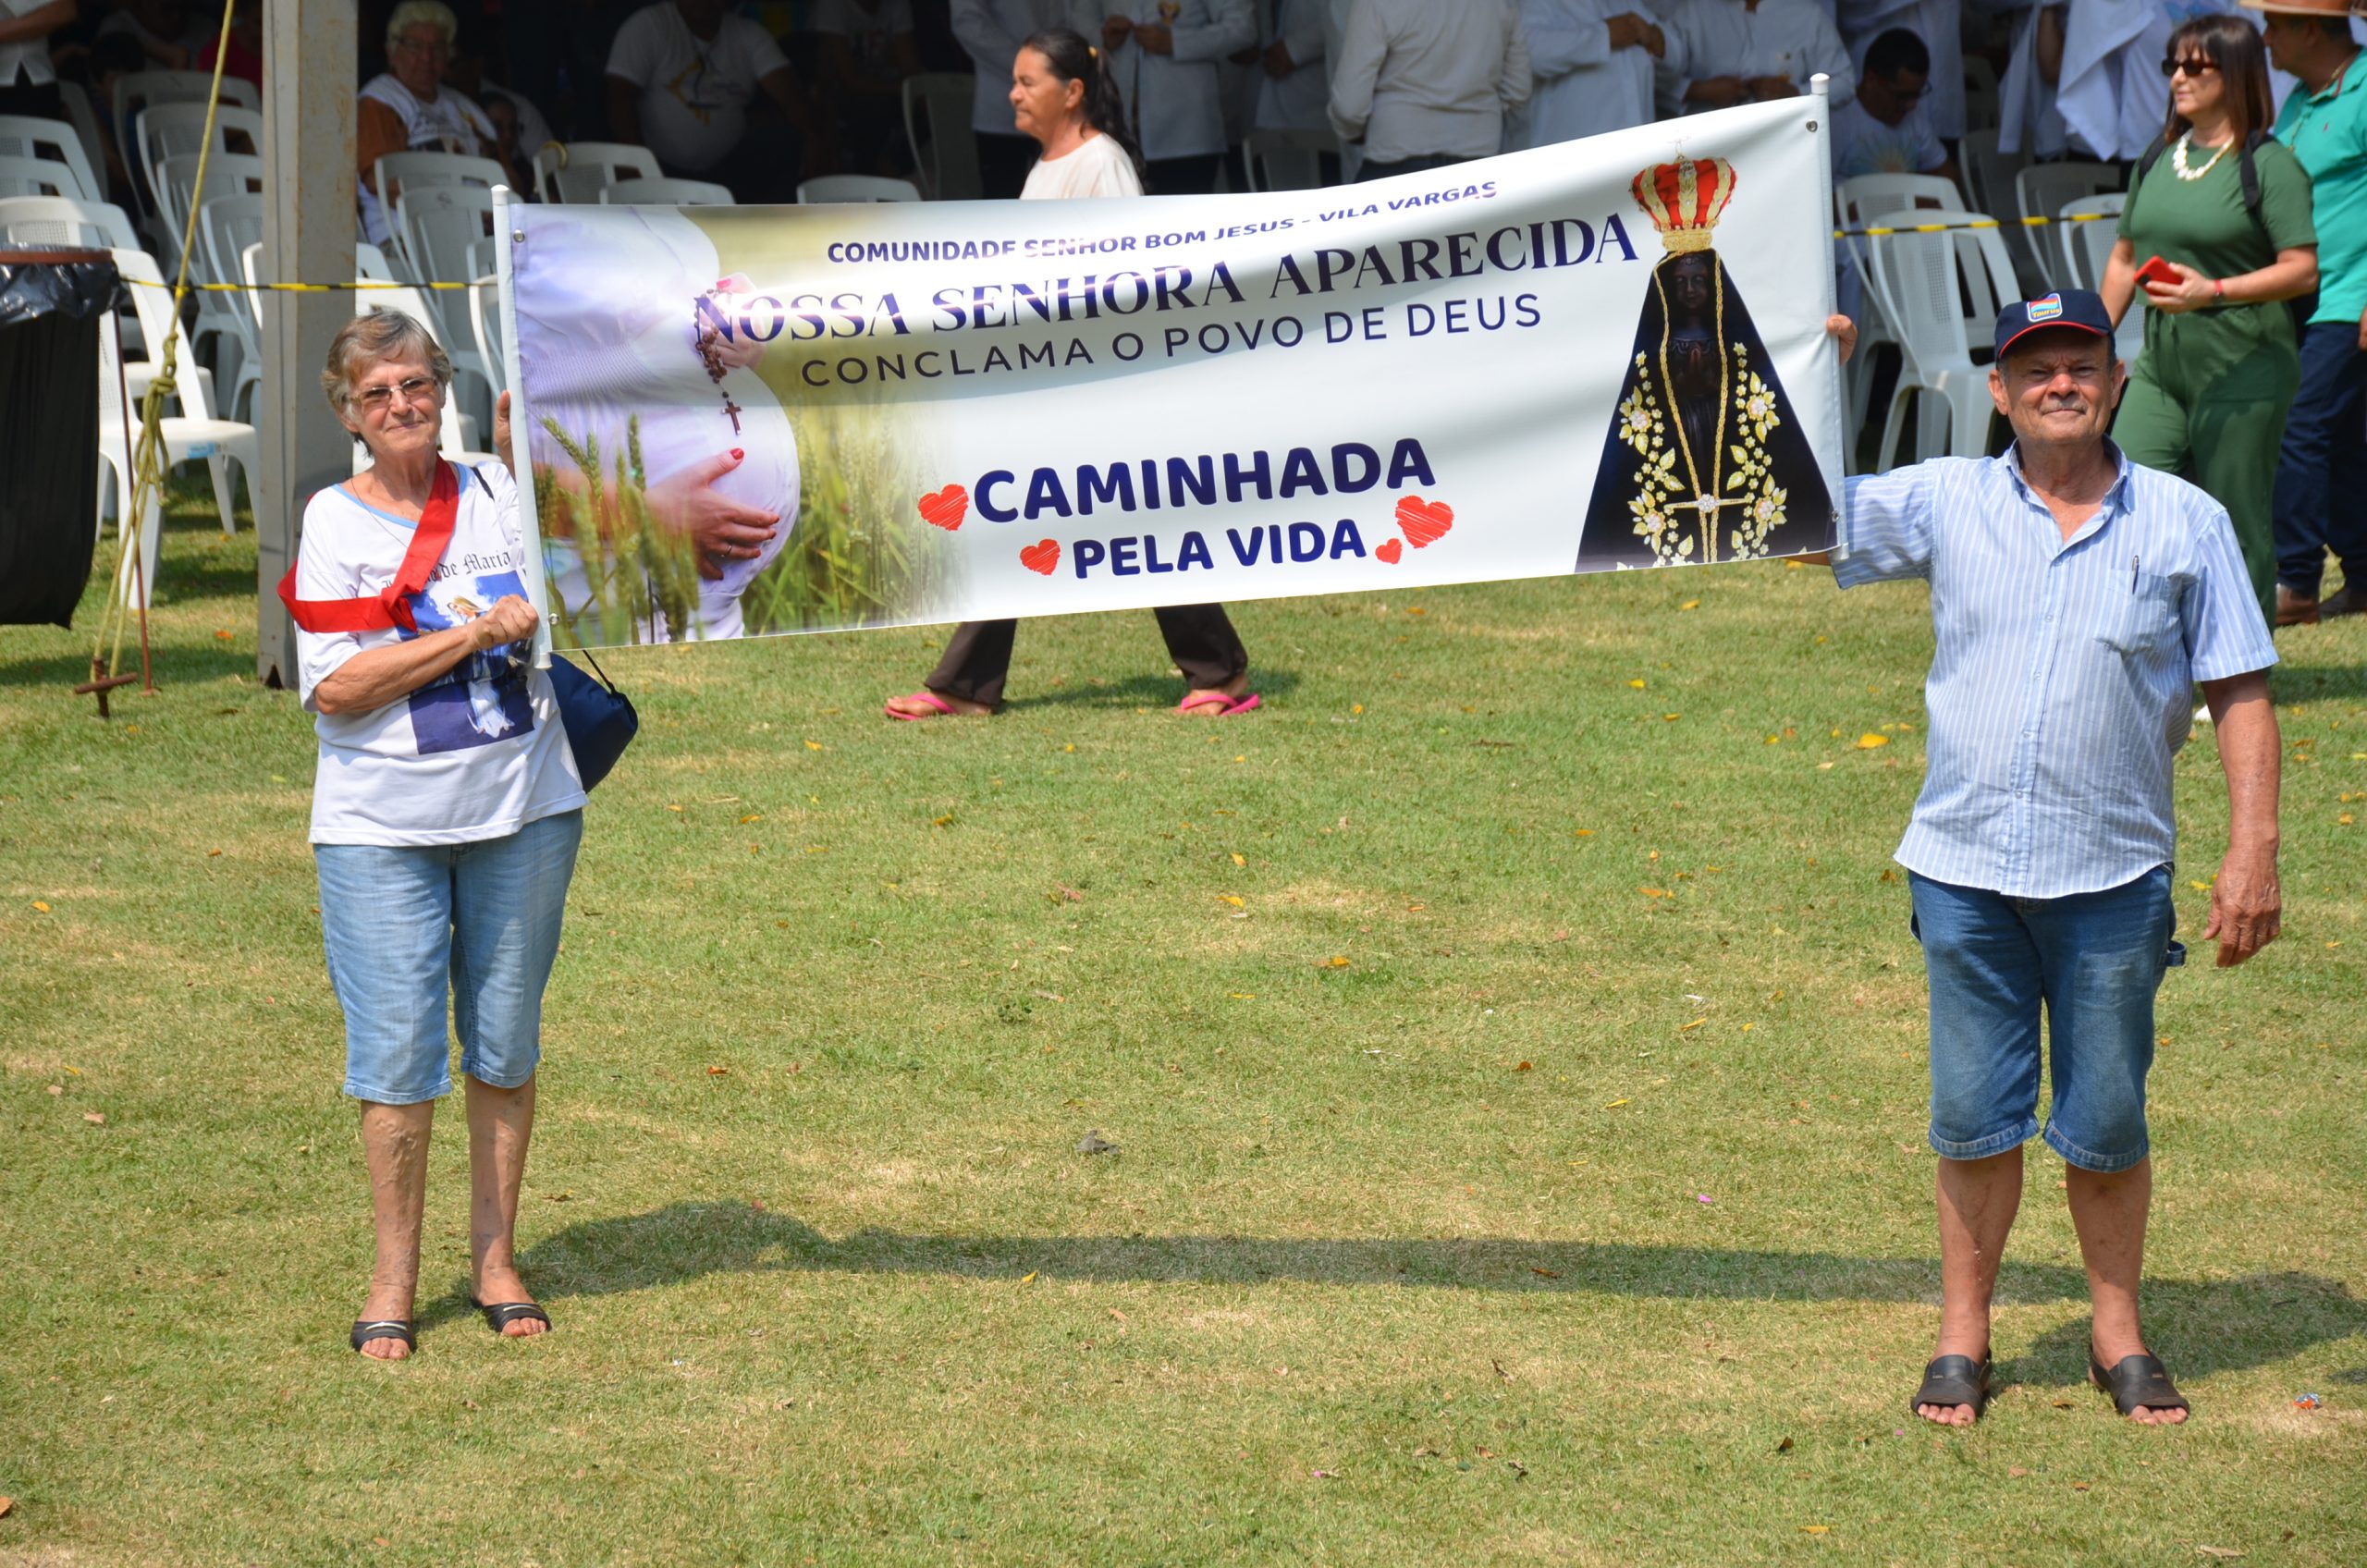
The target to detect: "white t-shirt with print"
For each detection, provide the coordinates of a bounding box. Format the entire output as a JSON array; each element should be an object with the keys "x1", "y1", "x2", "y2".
[
  {"x1": 1830, "y1": 95, "x2": 1946, "y2": 181},
  {"x1": 605, "y1": 2, "x2": 789, "y2": 173},
  {"x1": 297, "y1": 461, "x2": 585, "y2": 847},
  {"x1": 1020, "y1": 133, "x2": 1145, "y2": 200}
]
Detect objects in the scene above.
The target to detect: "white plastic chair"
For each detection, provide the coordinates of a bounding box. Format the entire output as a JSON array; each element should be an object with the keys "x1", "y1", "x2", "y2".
[
  {"x1": 611, "y1": 174, "x2": 741, "y2": 205},
  {"x1": 467, "y1": 272, "x2": 506, "y2": 398},
  {"x1": 1835, "y1": 176, "x2": 1964, "y2": 444},
  {"x1": 372, "y1": 151, "x2": 508, "y2": 271},
  {"x1": 356, "y1": 240, "x2": 397, "y2": 281},
  {"x1": 792, "y1": 175, "x2": 914, "y2": 204},
  {"x1": 392, "y1": 184, "x2": 498, "y2": 432},
  {"x1": 0, "y1": 152, "x2": 83, "y2": 198},
  {"x1": 1861, "y1": 213, "x2": 2005, "y2": 469},
  {"x1": 1957, "y1": 129, "x2": 2035, "y2": 288},
  {"x1": 133, "y1": 103, "x2": 262, "y2": 255},
  {"x1": 0, "y1": 190, "x2": 141, "y2": 249},
  {"x1": 0, "y1": 115, "x2": 104, "y2": 201},
  {"x1": 112, "y1": 71, "x2": 255, "y2": 214},
  {"x1": 153, "y1": 149, "x2": 263, "y2": 283},
  {"x1": 1243, "y1": 128, "x2": 1335, "y2": 192},
  {"x1": 2017, "y1": 162, "x2": 2121, "y2": 291},
  {"x1": 2051, "y1": 194, "x2": 2145, "y2": 367},
  {"x1": 55, "y1": 82, "x2": 108, "y2": 196},
  {"x1": 532, "y1": 141, "x2": 660, "y2": 203},
  {"x1": 98, "y1": 248, "x2": 259, "y2": 606},
  {"x1": 901, "y1": 73, "x2": 980, "y2": 201},
  {"x1": 200, "y1": 191, "x2": 266, "y2": 419}
]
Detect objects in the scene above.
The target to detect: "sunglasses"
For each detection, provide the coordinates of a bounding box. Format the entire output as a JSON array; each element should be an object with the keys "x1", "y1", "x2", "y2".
[
  {"x1": 2160, "y1": 56, "x2": 2219, "y2": 77},
  {"x1": 353, "y1": 375, "x2": 439, "y2": 411}
]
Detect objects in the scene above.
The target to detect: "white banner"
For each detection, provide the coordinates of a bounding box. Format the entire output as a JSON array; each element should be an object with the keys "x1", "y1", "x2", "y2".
[{"x1": 502, "y1": 97, "x2": 1846, "y2": 650}]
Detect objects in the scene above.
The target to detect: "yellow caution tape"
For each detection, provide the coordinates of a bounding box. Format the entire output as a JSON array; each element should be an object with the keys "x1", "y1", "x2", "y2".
[{"x1": 1836, "y1": 210, "x2": 2118, "y2": 239}]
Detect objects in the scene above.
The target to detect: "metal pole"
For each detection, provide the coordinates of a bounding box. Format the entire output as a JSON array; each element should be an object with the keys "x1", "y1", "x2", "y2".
[{"x1": 255, "y1": 0, "x2": 358, "y2": 689}]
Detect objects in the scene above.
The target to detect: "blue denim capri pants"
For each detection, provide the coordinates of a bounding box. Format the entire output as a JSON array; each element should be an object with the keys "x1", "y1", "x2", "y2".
[
  {"x1": 315, "y1": 809, "x2": 583, "y2": 1104},
  {"x1": 1907, "y1": 865, "x2": 2184, "y2": 1173}
]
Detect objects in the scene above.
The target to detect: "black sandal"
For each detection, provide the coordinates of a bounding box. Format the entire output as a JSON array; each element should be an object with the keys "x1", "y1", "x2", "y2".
[
  {"x1": 350, "y1": 1318, "x2": 415, "y2": 1355},
  {"x1": 2089, "y1": 1349, "x2": 2189, "y2": 1419},
  {"x1": 1910, "y1": 1353, "x2": 1993, "y2": 1420},
  {"x1": 471, "y1": 1296, "x2": 552, "y2": 1336}
]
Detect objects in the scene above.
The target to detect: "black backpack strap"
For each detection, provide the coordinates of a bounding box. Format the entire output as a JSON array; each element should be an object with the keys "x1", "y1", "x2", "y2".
[{"x1": 2238, "y1": 129, "x2": 2264, "y2": 219}]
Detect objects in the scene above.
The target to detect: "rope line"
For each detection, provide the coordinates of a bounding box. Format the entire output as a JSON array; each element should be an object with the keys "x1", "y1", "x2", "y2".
[
  {"x1": 118, "y1": 276, "x2": 481, "y2": 292},
  {"x1": 1836, "y1": 211, "x2": 2119, "y2": 239}
]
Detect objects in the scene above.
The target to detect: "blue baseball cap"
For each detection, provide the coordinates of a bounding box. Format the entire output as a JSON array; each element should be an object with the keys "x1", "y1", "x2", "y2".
[{"x1": 1994, "y1": 289, "x2": 2115, "y2": 359}]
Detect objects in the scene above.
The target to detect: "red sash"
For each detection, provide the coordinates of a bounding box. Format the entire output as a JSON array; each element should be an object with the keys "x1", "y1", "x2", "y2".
[{"x1": 277, "y1": 460, "x2": 459, "y2": 634}]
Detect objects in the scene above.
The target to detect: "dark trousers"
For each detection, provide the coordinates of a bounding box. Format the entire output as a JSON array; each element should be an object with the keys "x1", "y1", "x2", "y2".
[
  {"x1": 978, "y1": 132, "x2": 1036, "y2": 200},
  {"x1": 926, "y1": 604, "x2": 1248, "y2": 708},
  {"x1": 1356, "y1": 153, "x2": 1471, "y2": 182},
  {"x1": 1144, "y1": 152, "x2": 1222, "y2": 195},
  {"x1": 2273, "y1": 319, "x2": 2367, "y2": 597},
  {"x1": 0, "y1": 80, "x2": 64, "y2": 121}
]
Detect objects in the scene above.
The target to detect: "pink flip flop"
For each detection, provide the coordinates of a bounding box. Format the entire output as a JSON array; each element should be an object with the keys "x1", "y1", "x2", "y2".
[
  {"x1": 1176, "y1": 692, "x2": 1261, "y2": 717},
  {"x1": 885, "y1": 691, "x2": 957, "y2": 721}
]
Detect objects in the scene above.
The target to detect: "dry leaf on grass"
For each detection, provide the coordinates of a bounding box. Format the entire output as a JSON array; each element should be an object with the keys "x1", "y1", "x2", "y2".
[
  {"x1": 1774, "y1": 1436, "x2": 1794, "y2": 1452},
  {"x1": 1321, "y1": 955, "x2": 1350, "y2": 968},
  {"x1": 1530, "y1": 1267, "x2": 1560, "y2": 1280},
  {"x1": 1231, "y1": 852, "x2": 1245, "y2": 866},
  {"x1": 1856, "y1": 732, "x2": 1891, "y2": 749},
  {"x1": 83, "y1": 1112, "x2": 104, "y2": 1126},
  {"x1": 2195, "y1": 1548, "x2": 2246, "y2": 1560},
  {"x1": 1799, "y1": 1525, "x2": 1831, "y2": 1535},
  {"x1": 1513, "y1": 1061, "x2": 1533, "y2": 1072}
]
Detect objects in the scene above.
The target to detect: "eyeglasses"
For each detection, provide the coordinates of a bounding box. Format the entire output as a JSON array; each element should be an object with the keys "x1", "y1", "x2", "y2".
[
  {"x1": 352, "y1": 375, "x2": 439, "y2": 411},
  {"x1": 390, "y1": 35, "x2": 450, "y2": 56},
  {"x1": 2160, "y1": 56, "x2": 2218, "y2": 78}
]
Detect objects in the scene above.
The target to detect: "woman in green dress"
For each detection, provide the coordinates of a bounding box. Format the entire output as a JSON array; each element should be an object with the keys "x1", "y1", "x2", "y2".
[{"x1": 2103, "y1": 14, "x2": 2318, "y2": 627}]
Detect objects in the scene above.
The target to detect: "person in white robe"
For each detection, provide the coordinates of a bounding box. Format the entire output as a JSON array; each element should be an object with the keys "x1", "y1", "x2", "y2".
[{"x1": 1521, "y1": 0, "x2": 1686, "y2": 145}]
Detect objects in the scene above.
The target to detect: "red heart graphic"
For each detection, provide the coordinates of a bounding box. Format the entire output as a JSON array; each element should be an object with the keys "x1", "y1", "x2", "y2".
[
  {"x1": 917, "y1": 484, "x2": 968, "y2": 531},
  {"x1": 1019, "y1": 539, "x2": 1061, "y2": 576},
  {"x1": 1376, "y1": 537, "x2": 1404, "y2": 565},
  {"x1": 1394, "y1": 496, "x2": 1454, "y2": 548}
]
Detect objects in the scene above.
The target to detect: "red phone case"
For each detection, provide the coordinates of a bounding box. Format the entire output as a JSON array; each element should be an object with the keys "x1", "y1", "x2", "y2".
[{"x1": 2136, "y1": 255, "x2": 2182, "y2": 288}]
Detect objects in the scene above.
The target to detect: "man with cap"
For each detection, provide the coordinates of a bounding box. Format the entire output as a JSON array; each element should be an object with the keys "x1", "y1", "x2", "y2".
[
  {"x1": 2260, "y1": 0, "x2": 2367, "y2": 624},
  {"x1": 1824, "y1": 291, "x2": 2284, "y2": 1427}
]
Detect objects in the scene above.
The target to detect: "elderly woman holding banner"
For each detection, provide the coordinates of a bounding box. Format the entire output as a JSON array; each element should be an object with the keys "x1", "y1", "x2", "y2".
[
  {"x1": 289, "y1": 311, "x2": 585, "y2": 1359},
  {"x1": 885, "y1": 26, "x2": 1260, "y2": 720}
]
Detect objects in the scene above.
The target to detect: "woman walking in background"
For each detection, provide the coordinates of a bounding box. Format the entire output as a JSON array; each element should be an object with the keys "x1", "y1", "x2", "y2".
[
  {"x1": 885, "y1": 27, "x2": 1257, "y2": 721},
  {"x1": 2102, "y1": 13, "x2": 2318, "y2": 629}
]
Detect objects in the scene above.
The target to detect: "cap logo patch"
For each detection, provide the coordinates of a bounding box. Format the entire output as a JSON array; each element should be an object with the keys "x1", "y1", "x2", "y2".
[{"x1": 2027, "y1": 294, "x2": 2064, "y2": 323}]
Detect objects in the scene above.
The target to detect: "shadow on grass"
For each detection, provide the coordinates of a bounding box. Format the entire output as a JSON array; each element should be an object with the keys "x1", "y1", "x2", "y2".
[
  {"x1": 999, "y1": 667, "x2": 1303, "y2": 714},
  {"x1": 2274, "y1": 648, "x2": 2367, "y2": 704},
  {"x1": 477, "y1": 1202, "x2": 2367, "y2": 1383}
]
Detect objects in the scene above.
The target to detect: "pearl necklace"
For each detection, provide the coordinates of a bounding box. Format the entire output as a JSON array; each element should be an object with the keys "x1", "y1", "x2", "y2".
[{"x1": 2172, "y1": 130, "x2": 2230, "y2": 181}]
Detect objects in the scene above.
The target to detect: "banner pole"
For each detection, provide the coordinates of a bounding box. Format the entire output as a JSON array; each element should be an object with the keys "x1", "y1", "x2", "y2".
[
  {"x1": 492, "y1": 186, "x2": 554, "y2": 668},
  {"x1": 1809, "y1": 72, "x2": 1851, "y2": 560}
]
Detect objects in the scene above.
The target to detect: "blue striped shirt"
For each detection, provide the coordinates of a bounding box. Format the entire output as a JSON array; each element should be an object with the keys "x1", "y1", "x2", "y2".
[{"x1": 1835, "y1": 444, "x2": 2276, "y2": 900}]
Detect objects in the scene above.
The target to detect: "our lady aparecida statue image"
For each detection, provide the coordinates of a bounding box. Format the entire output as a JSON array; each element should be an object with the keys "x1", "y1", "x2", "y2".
[{"x1": 1577, "y1": 156, "x2": 1835, "y2": 570}]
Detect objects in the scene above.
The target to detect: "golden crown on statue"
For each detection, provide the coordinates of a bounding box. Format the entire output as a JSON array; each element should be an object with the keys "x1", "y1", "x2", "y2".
[{"x1": 1629, "y1": 157, "x2": 1739, "y2": 254}]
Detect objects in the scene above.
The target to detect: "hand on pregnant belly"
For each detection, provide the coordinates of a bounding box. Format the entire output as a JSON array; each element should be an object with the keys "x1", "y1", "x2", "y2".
[
  {"x1": 646, "y1": 447, "x2": 781, "y2": 580},
  {"x1": 699, "y1": 276, "x2": 767, "y2": 372}
]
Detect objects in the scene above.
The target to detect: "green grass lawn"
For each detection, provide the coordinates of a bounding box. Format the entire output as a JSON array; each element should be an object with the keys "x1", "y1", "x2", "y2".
[{"x1": 3, "y1": 497, "x2": 2362, "y2": 1566}]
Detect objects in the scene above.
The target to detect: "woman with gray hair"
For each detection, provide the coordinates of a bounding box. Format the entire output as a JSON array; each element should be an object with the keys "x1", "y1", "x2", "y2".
[
  {"x1": 289, "y1": 310, "x2": 585, "y2": 1360},
  {"x1": 359, "y1": 0, "x2": 500, "y2": 245}
]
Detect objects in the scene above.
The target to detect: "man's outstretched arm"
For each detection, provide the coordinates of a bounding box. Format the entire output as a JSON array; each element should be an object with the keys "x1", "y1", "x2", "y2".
[{"x1": 2200, "y1": 668, "x2": 2281, "y2": 967}]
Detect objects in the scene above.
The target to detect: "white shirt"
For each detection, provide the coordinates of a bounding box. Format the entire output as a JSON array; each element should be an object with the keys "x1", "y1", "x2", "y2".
[
  {"x1": 1836, "y1": 0, "x2": 1961, "y2": 137},
  {"x1": 1830, "y1": 94, "x2": 1944, "y2": 178},
  {"x1": 951, "y1": 0, "x2": 1089, "y2": 136},
  {"x1": 0, "y1": 0, "x2": 59, "y2": 87},
  {"x1": 1256, "y1": 0, "x2": 1333, "y2": 133},
  {"x1": 297, "y1": 462, "x2": 586, "y2": 847},
  {"x1": 517, "y1": 208, "x2": 801, "y2": 643},
  {"x1": 1021, "y1": 128, "x2": 1147, "y2": 197},
  {"x1": 1077, "y1": 0, "x2": 1257, "y2": 162},
  {"x1": 605, "y1": 1, "x2": 790, "y2": 173},
  {"x1": 1657, "y1": 0, "x2": 1855, "y2": 116},
  {"x1": 1521, "y1": 0, "x2": 1686, "y2": 146},
  {"x1": 1329, "y1": 0, "x2": 1533, "y2": 165}
]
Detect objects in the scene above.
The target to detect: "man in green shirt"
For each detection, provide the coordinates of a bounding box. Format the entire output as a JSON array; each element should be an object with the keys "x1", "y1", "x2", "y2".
[{"x1": 2260, "y1": 0, "x2": 2367, "y2": 622}]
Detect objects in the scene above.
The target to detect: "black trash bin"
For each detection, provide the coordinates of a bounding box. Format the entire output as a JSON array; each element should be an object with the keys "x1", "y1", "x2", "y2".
[{"x1": 0, "y1": 248, "x2": 128, "y2": 629}]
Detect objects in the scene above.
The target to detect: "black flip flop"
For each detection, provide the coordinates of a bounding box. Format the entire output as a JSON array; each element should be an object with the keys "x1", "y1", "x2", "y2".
[
  {"x1": 2089, "y1": 1349, "x2": 2189, "y2": 1419},
  {"x1": 470, "y1": 1297, "x2": 553, "y2": 1336},
  {"x1": 350, "y1": 1318, "x2": 414, "y2": 1355},
  {"x1": 1910, "y1": 1353, "x2": 1993, "y2": 1420}
]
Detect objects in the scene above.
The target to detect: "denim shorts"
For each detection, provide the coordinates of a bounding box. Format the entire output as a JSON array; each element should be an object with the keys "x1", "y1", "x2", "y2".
[
  {"x1": 1907, "y1": 865, "x2": 2183, "y2": 1173},
  {"x1": 315, "y1": 809, "x2": 583, "y2": 1104}
]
